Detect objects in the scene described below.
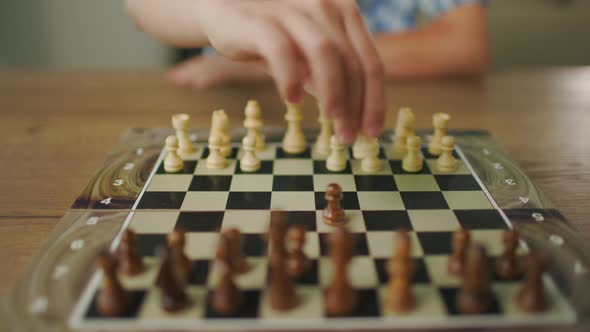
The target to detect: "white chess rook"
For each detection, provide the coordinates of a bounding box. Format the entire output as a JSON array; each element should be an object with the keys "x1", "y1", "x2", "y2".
[{"x1": 172, "y1": 113, "x2": 196, "y2": 157}]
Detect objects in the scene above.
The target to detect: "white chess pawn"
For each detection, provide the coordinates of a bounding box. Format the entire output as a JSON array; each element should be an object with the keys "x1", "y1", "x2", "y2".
[
  {"x1": 282, "y1": 101, "x2": 307, "y2": 154},
  {"x1": 326, "y1": 135, "x2": 347, "y2": 172},
  {"x1": 352, "y1": 133, "x2": 370, "y2": 160},
  {"x1": 240, "y1": 135, "x2": 261, "y2": 172},
  {"x1": 244, "y1": 100, "x2": 265, "y2": 151},
  {"x1": 428, "y1": 112, "x2": 451, "y2": 156},
  {"x1": 436, "y1": 136, "x2": 457, "y2": 172},
  {"x1": 164, "y1": 135, "x2": 184, "y2": 173},
  {"x1": 402, "y1": 135, "x2": 423, "y2": 172},
  {"x1": 212, "y1": 110, "x2": 232, "y2": 157},
  {"x1": 313, "y1": 107, "x2": 332, "y2": 157},
  {"x1": 361, "y1": 137, "x2": 382, "y2": 173},
  {"x1": 172, "y1": 113, "x2": 196, "y2": 156},
  {"x1": 206, "y1": 134, "x2": 228, "y2": 170},
  {"x1": 393, "y1": 107, "x2": 415, "y2": 154}
]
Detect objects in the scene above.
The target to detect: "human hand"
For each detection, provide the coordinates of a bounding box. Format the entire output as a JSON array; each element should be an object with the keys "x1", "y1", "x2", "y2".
[
  {"x1": 127, "y1": 0, "x2": 385, "y2": 143},
  {"x1": 168, "y1": 54, "x2": 269, "y2": 88}
]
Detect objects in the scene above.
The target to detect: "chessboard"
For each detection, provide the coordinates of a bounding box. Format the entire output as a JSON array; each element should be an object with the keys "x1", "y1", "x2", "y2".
[
  {"x1": 2, "y1": 112, "x2": 589, "y2": 332},
  {"x1": 61, "y1": 127, "x2": 583, "y2": 330}
]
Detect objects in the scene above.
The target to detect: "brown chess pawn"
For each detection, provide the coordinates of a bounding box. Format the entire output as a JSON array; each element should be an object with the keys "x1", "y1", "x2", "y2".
[
  {"x1": 456, "y1": 245, "x2": 492, "y2": 314},
  {"x1": 325, "y1": 226, "x2": 358, "y2": 316},
  {"x1": 517, "y1": 251, "x2": 547, "y2": 312},
  {"x1": 322, "y1": 183, "x2": 346, "y2": 225},
  {"x1": 212, "y1": 234, "x2": 242, "y2": 315},
  {"x1": 386, "y1": 253, "x2": 415, "y2": 312},
  {"x1": 157, "y1": 247, "x2": 189, "y2": 312},
  {"x1": 96, "y1": 250, "x2": 130, "y2": 317},
  {"x1": 167, "y1": 229, "x2": 191, "y2": 280},
  {"x1": 447, "y1": 228, "x2": 470, "y2": 276},
  {"x1": 118, "y1": 229, "x2": 144, "y2": 276},
  {"x1": 495, "y1": 229, "x2": 521, "y2": 279},
  {"x1": 287, "y1": 224, "x2": 311, "y2": 278},
  {"x1": 224, "y1": 228, "x2": 250, "y2": 274},
  {"x1": 388, "y1": 230, "x2": 415, "y2": 277}
]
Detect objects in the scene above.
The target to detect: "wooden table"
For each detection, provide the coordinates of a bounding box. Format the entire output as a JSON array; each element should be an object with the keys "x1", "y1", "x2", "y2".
[{"x1": 0, "y1": 68, "x2": 589, "y2": 296}]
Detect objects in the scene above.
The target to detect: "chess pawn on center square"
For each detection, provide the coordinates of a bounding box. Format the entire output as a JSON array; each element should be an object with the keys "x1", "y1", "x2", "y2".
[
  {"x1": 282, "y1": 101, "x2": 307, "y2": 154},
  {"x1": 326, "y1": 135, "x2": 347, "y2": 172},
  {"x1": 402, "y1": 135, "x2": 423, "y2": 172},
  {"x1": 428, "y1": 112, "x2": 451, "y2": 156},
  {"x1": 207, "y1": 133, "x2": 228, "y2": 170},
  {"x1": 313, "y1": 105, "x2": 333, "y2": 157},
  {"x1": 172, "y1": 113, "x2": 196, "y2": 157},
  {"x1": 211, "y1": 109, "x2": 232, "y2": 157},
  {"x1": 361, "y1": 137, "x2": 382, "y2": 173},
  {"x1": 244, "y1": 100, "x2": 265, "y2": 151},
  {"x1": 164, "y1": 135, "x2": 184, "y2": 173},
  {"x1": 436, "y1": 136, "x2": 457, "y2": 172},
  {"x1": 240, "y1": 134, "x2": 261, "y2": 172},
  {"x1": 352, "y1": 133, "x2": 371, "y2": 160}
]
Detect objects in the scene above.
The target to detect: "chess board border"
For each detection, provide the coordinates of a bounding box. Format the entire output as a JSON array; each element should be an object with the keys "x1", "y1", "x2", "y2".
[{"x1": 68, "y1": 136, "x2": 579, "y2": 330}]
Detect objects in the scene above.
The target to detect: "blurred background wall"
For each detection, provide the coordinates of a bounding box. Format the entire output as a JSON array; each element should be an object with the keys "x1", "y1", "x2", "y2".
[{"x1": 1, "y1": 0, "x2": 589, "y2": 69}]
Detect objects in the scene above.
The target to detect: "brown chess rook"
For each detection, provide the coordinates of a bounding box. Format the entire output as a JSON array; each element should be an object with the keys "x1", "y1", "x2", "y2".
[
  {"x1": 118, "y1": 229, "x2": 144, "y2": 276},
  {"x1": 325, "y1": 226, "x2": 358, "y2": 316},
  {"x1": 224, "y1": 228, "x2": 250, "y2": 274},
  {"x1": 456, "y1": 245, "x2": 492, "y2": 314},
  {"x1": 323, "y1": 183, "x2": 346, "y2": 225},
  {"x1": 517, "y1": 251, "x2": 547, "y2": 312},
  {"x1": 495, "y1": 229, "x2": 521, "y2": 279},
  {"x1": 167, "y1": 229, "x2": 191, "y2": 282},
  {"x1": 287, "y1": 224, "x2": 311, "y2": 278},
  {"x1": 96, "y1": 250, "x2": 130, "y2": 317},
  {"x1": 447, "y1": 228, "x2": 470, "y2": 276},
  {"x1": 157, "y1": 247, "x2": 189, "y2": 312},
  {"x1": 212, "y1": 233, "x2": 242, "y2": 315}
]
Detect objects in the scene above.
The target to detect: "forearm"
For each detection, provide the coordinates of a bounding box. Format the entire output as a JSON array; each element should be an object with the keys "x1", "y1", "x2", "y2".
[
  {"x1": 125, "y1": 0, "x2": 210, "y2": 47},
  {"x1": 374, "y1": 7, "x2": 489, "y2": 79}
]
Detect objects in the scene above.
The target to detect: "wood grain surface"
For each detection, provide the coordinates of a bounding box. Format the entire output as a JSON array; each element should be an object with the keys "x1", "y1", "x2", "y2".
[{"x1": 0, "y1": 68, "x2": 589, "y2": 295}]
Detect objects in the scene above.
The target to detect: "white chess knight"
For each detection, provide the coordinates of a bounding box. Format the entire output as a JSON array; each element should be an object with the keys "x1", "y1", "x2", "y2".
[
  {"x1": 164, "y1": 135, "x2": 184, "y2": 173},
  {"x1": 282, "y1": 101, "x2": 307, "y2": 154},
  {"x1": 393, "y1": 107, "x2": 415, "y2": 154},
  {"x1": 244, "y1": 100, "x2": 265, "y2": 151},
  {"x1": 326, "y1": 135, "x2": 347, "y2": 172},
  {"x1": 211, "y1": 110, "x2": 232, "y2": 157},
  {"x1": 172, "y1": 113, "x2": 196, "y2": 156},
  {"x1": 240, "y1": 134, "x2": 261, "y2": 172},
  {"x1": 361, "y1": 137, "x2": 381, "y2": 173},
  {"x1": 206, "y1": 133, "x2": 228, "y2": 170}
]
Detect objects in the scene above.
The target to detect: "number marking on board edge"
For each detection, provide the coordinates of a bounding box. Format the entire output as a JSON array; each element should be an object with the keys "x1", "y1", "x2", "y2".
[
  {"x1": 86, "y1": 217, "x2": 99, "y2": 225},
  {"x1": 70, "y1": 239, "x2": 85, "y2": 251},
  {"x1": 100, "y1": 197, "x2": 112, "y2": 205},
  {"x1": 505, "y1": 178, "x2": 516, "y2": 186},
  {"x1": 123, "y1": 162, "x2": 135, "y2": 171},
  {"x1": 532, "y1": 212, "x2": 545, "y2": 222},
  {"x1": 52, "y1": 264, "x2": 69, "y2": 279},
  {"x1": 519, "y1": 196, "x2": 530, "y2": 204},
  {"x1": 29, "y1": 297, "x2": 48, "y2": 314},
  {"x1": 113, "y1": 179, "x2": 124, "y2": 186}
]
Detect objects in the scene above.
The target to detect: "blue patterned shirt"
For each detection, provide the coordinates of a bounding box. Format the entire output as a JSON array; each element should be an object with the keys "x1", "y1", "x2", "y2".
[{"x1": 357, "y1": 0, "x2": 487, "y2": 33}]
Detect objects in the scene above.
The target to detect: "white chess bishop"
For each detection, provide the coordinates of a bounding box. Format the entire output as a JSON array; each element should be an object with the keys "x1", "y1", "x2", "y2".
[{"x1": 240, "y1": 134, "x2": 261, "y2": 172}]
